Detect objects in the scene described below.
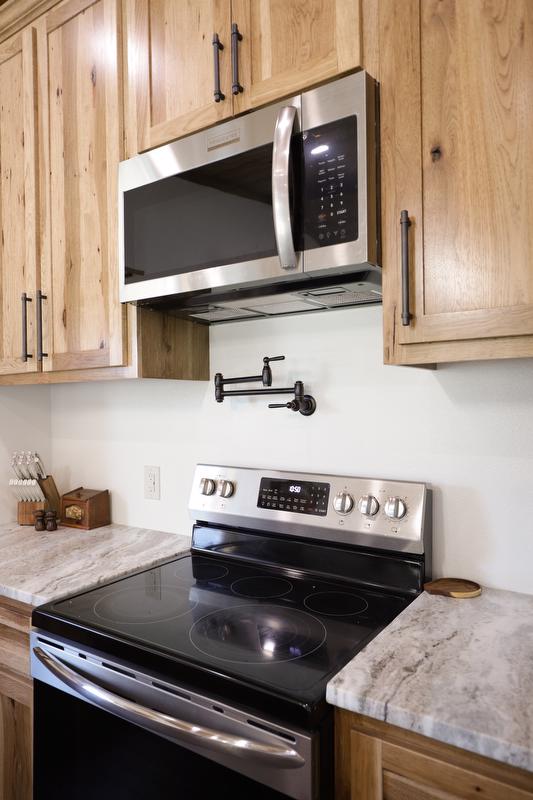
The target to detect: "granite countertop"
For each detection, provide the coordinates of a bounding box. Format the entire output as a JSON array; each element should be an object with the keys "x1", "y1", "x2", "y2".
[
  {"x1": 0, "y1": 522, "x2": 191, "y2": 606},
  {"x1": 327, "y1": 588, "x2": 533, "y2": 772}
]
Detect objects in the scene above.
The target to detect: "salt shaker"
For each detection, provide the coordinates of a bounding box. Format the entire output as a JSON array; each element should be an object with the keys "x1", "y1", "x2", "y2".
[{"x1": 34, "y1": 510, "x2": 46, "y2": 532}]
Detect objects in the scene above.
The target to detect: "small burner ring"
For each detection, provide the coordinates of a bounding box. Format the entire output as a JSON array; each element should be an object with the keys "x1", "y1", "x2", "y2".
[
  {"x1": 94, "y1": 586, "x2": 198, "y2": 625},
  {"x1": 303, "y1": 591, "x2": 369, "y2": 617},
  {"x1": 231, "y1": 576, "x2": 293, "y2": 599}
]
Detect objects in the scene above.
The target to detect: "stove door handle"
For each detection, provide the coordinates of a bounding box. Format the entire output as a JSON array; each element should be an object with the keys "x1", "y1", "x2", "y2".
[{"x1": 33, "y1": 647, "x2": 305, "y2": 769}]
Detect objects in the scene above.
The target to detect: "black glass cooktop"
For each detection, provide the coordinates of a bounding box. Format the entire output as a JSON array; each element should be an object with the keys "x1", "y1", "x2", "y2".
[{"x1": 35, "y1": 553, "x2": 411, "y2": 710}]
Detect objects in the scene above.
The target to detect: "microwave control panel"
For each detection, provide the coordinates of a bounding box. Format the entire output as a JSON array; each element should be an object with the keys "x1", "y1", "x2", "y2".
[{"x1": 302, "y1": 116, "x2": 358, "y2": 250}]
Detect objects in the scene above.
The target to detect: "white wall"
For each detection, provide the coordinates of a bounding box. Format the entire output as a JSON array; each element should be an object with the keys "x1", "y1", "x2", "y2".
[
  {"x1": 48, "y1": 306, "x2": 533, "y2": 595},
  {"x1": 0, "y1": 386, "x2": 51, "y2": 523}
]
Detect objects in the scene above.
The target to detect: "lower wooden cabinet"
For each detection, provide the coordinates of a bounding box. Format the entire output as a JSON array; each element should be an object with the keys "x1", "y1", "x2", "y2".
[
  {"x1": 0, "y1": 598, "x2": 33, "y2": 800},
  {"x1": 336, "y1": 710, "x2": 533, "y2": 800}
]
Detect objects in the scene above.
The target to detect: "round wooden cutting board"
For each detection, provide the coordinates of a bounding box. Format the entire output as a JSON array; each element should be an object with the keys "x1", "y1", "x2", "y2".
[{"x1": 424, "y1": 578, "x2": 482, "y2": 598}]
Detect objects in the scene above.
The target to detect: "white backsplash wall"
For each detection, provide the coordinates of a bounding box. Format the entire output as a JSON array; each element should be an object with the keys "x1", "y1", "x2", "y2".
[
  {"x1": 49, "y1": 306, "x2": 533, "y2": 595},
  {"x1": 0, "y1": 386, "x2": 51, "y2": 524}
]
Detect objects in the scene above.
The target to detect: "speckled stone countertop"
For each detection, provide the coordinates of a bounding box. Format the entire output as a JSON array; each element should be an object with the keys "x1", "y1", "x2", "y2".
[
  {"x1": 0, "y1": 522, "x2": 191, "y2": 606},
  {"x1": 327, "y1": 588, "x2": 533, "y2": 772}
]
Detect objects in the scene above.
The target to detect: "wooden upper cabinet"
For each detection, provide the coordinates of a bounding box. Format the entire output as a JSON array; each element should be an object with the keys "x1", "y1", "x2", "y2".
[
  {"x1": 0, "y1": 28, "x2": 39, "y2": 375},
  {"x1": 123, "y1": 0, "x2": 362, "y2": 155},
  {"x1": 232, "y1": 0, "x2": 362, "y2": 114},
  {"x1": 381, "y1": 0, "x2": 533, "y2": 364},
  {"x1": 35, "y1": 0, "x2": 126, "y2": 372},
  {"x1": 123, "y1": 0, "x2": 233, "y2": 155}
]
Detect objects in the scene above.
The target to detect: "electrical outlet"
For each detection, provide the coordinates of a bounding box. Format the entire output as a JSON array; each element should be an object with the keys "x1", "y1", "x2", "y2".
[{"x1": 144, "y1": 466, "x2": 160, "y2": 500}]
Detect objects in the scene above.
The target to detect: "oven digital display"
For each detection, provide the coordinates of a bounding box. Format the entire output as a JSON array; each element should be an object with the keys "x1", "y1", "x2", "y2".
[{"x1": 258, "y1": 478, "x2": 330, "y2": 516}]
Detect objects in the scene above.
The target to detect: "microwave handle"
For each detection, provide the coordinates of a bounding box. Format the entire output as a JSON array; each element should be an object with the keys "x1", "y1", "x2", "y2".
[{"x1": 272, "y1": 106, "x2": 297, "y2": 270}]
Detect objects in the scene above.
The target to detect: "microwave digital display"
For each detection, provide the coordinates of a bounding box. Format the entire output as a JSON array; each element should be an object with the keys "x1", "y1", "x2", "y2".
[{"x1": 257, "y1": 478, "x2": 330, "y2": 516}]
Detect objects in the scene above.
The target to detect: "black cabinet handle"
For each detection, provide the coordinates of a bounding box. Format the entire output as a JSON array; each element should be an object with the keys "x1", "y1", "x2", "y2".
[
  {"x1": 21, "y1": 293, "x2": 33, "y2": 362},
  {"x1": 400, "y1": 210, "x2": 412, "y2": 326},
  {"x1": 37, "y1": 289, "x2": 48, "y2": 361},
  {"x1": 212, "y1": 33, "x2": 225, "y2": 102},
  {"x1": 231, "y1": 23, "x2": 243, "y2": 95}
]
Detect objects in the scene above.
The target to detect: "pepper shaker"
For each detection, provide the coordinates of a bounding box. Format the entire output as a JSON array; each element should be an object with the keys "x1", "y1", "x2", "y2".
[{"x1": 45, "y1": 510, "x2": 58, "y2": 532}]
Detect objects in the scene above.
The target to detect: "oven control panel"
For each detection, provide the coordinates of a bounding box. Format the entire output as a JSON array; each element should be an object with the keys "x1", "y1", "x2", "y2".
[
  {"x1": 257, "y1": 478, "x2": 330, "y2": 516},
  {"x1": 190, "y1": 465, "x2": 431, "y2": 556}
]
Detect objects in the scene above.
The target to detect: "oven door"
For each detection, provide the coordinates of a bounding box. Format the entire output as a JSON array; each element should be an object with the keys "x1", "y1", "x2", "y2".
[
  {"x1": 119, "y1": 96, "x2": 303, "y2": 304},
  {"x1": 32, "y1": 634, "x2": 316, "y2": 800}
]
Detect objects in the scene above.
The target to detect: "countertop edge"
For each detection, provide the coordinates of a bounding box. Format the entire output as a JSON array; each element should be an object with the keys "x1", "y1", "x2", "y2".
[{"x1": 325, "y1": 686, "x2": 533, "y2": 773}]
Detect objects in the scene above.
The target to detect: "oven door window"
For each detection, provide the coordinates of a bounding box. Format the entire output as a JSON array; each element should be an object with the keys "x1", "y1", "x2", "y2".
[
  {"x1": 124, "y1": 144, "x2": 283, "y2": 284},
  {"x1": 34, "y1": 681, "x2": 293, "y2": 800}
]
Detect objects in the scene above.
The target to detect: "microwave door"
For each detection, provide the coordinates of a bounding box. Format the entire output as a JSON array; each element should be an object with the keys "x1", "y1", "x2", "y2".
[{"x1": 120, "y1": 98, "x2": 303, "y2": 304}]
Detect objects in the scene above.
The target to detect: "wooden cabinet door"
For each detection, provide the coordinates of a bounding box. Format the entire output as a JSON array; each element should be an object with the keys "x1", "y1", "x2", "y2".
[
  {"x1": 397, "y1": 0, "x2": 533, "y2": 347},
  {"x1": 231, "y1": 0, "x2": 362, "y2": 114},
  {"x1": 0, "y1": 28, "x2": 39, "y2": 376},
  {"x1": 123, "y1": 0, "x2": 233, "y2": 155},
  {"x1": 35, "y1": 0, "x2": 126, "y2": 372}
]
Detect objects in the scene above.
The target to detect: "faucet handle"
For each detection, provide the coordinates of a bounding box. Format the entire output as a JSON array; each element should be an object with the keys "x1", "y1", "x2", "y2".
[{"x1": 262, "y1": 355, "x2": 285, "y2": 386}]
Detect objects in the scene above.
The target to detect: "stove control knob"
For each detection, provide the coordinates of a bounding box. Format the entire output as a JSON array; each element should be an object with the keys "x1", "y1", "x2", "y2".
[
  {"x1": 384, "y1": 497, "x2": 407, "y2": 519},
  {"x1": 200, "y1": 478, "x2": 216, "y2": 496},
  {"x1": 217, "y1": 479, "x2": 235, "y2": 499},
  {"x1": 358, "y1": 495, "x2": 380, "y2": 517},
  {"x1": 333, "y1": 491, "x2": 354, "y2": 515}
]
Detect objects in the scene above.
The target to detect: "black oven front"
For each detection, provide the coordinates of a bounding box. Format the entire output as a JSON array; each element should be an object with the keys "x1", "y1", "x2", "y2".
[{"x1": 32, "y1": 633, "x2": 328, "y2": 800}]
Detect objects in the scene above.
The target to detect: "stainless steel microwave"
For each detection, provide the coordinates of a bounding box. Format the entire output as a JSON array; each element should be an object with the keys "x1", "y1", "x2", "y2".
[{"x1": 119, "y1": 71, "x2": 380, "y2": 323}]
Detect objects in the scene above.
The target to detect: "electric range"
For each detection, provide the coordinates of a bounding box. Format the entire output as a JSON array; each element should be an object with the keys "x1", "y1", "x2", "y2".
[{"x1": 32, "y1": 465, "x2": 431, "y2": 800}]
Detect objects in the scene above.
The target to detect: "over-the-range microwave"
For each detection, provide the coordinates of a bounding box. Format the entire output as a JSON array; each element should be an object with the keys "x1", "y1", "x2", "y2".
[{"x1": 119, "y1": 71, "x2": 380, "y2": 324}]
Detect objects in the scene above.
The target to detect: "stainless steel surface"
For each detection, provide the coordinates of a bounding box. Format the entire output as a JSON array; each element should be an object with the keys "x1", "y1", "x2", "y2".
[
  {"x1": 119, "y1": 95, "x2": 303, "y2": 305},
  {"x1": 190, "y1": 465, "x2": 430, "y2": 556},
  {"x1": 358, "y1": 494, "x2": 380, "y2": 517},
  {"x1": 384, "y1": 497, "x2": 407, "y2": 520},
  {"x1": 32, "y1": 633, "x2": 314, "y2": 800},
  {"x1": 332, "y1": 491, "x2": 354, "y2": 515},
  {"x1": 272, "y1": 105, "x2": 298, "y2": 270},
  {"x1": 301, "y1": 70, "x2": 378, "y2": 276},
  {"x1": 119, "y1": 71, "x2": 378, "y2": 310},
  {"x1": 216, "y1": 479, "x2": 235, "y2": 498},
  {"x1": 200, "y1": 477, "x2": 216, "y2": 496}
]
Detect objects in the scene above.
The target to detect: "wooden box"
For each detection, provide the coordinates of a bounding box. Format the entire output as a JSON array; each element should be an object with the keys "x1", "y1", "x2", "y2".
[{"x1": 60, "y1": 488, "x2": 111, "y2": 530}]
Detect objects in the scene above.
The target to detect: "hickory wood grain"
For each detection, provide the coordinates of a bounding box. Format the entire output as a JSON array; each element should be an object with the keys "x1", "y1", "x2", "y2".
[
  {"x1": 336, "y1": 710, "x2": 533, "y2": 800},
  {"x1": 37, "y1": 0, "x2": 127, "y2": 373},
  {"x1": 232, "y1": 0, "x2": 362, "y2": 115},
  {"x1": 0, "y1": 28, "x2": 39, "y2": 375},
  {"x1": 0, "y1": 597, "x2": 32, "y2": 800},
  {"x1": 123, "y1": 0, "x2": 233, "y2": 155}
]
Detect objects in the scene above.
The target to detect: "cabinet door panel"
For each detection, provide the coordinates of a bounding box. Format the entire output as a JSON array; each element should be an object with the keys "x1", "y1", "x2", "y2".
[
  {"x1": 232, "y1": 0, "x2": 362, "y2": 113},
  {"x1": 0, "y1": 30, "x2": 39, "y2": 375},
  {"x1": 124, "y1": 0, "x2": 233, "y2": 155},
  {"x1": 37, "y1": 0, "x2": 125, "y2": 372},
  {"x1": 399, "y1": 0, "x2": 533, "y2": 345}
]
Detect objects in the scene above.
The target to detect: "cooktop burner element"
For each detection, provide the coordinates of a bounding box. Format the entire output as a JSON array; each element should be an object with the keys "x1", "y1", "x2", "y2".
[
  {"x1": 185, "y1": 558, "x2": 229, "y2": 582},
  {"x1": 94, "y1": 586, "x2": 197, "y2": 625},
  {"x1": 231, "y1": 575, "x2": 293, "y2": 598},
  {"x1": 303, "y1": 591, "x2": 369, "y2": 617},
  {"x1": 189, "y1": 604, "x2": 327, "y2": 664}
]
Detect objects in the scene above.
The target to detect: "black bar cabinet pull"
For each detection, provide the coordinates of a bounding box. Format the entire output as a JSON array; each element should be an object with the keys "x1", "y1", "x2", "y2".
[
  {"x1": 231, "y1": 23, "x2": 243, "y2": 95},
  {"x1": 400, "y1": 209, "x2": 412, "y2": 326},
  {"x1": 21, "y1": 293, "x2": 32, "y2": 362},
  {"x1": 212, "y1": 33, "x2": 225, "y2": 102},
  {"x1": 36, "y1": 289, "x2": 48, "y2": 361}
]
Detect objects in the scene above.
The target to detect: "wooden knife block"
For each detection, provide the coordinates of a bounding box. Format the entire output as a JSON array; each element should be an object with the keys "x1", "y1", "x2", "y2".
[
  {"x1": 18, "y1": 501, "x2": 47, "y2": 526},
  {"x1": 16, "y1": 475, "x2": 61, "y2": 527}
]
